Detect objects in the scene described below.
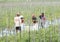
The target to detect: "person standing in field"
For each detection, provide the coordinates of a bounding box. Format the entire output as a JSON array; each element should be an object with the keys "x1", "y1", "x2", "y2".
[
  {"x1": 19, "y1": 14, "x2": 24, "y2": 31},
  {"x1": 14, "y1": 13, "x2": 21, "y2": 32},
  {"x1": 32, "y1": 14, "x2": 37, "y2": 24},
  {"x1": 32, "y1": 14, "x2": 38, "y2": 30},
  {"x1": 39, "y1": 13, "x2": 46, "y2": 28},
  {"x1": 14, "y1": 12, "x2": 24, "y2": 32},
  {"x1": 19, "y1": 15, "x2": 24, "y2": 24}
]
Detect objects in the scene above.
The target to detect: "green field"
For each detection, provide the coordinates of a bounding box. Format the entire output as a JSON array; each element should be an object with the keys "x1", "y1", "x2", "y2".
[
  {"x1": 0, "y1": 25, "x2": 59, "y2": 42},
  {"x1": 0, "y1": 5, "x2": 60, "y2": 28},
  {"x1": 0, "y1": 1, "x2": 60, "y2": 42}
]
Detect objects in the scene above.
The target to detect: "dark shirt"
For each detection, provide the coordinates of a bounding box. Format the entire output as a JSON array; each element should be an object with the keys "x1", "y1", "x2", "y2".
[
  {"x1": 39, "y1": 15, "x2": 42, "y2": 19},
  {"x1": 32, "y1": 17, "x2": 37, "y2": 21},
  {"x1": 21, "y1": 17, "x2": 24, "y2": 19},
  {"x1": 39, "y1": 15, "x2": 44, "y2": 19},
  {"x1": 21, "y1": 17, "x2": 24, "y2": 23}
]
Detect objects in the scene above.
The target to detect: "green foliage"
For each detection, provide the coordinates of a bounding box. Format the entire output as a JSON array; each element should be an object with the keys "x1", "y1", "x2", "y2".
[
  {"x1": 0, "y1": 5, "x2": 60, "y2": 28},
  {"x1": 0, "y1": 26, "x2": 59, "y2": 42}
]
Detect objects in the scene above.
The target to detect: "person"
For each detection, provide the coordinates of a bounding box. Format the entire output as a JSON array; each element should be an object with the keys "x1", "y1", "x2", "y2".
[
  {"x1": 32, "y1": 14, "x2": 38, "y2": 30},
  {"x1": 32, "y1": 14, "x2": 37, "y2": 24},
  {"x1": 19, "y1": 15, "x2": 24, "y2": 24},
  {"x1": 39, "y1": 13, "x2": 46, "y2": 28},
  {"x1": 19, "y1": 15, "x2": 24, "y2": 31},
  {"x1": 14, "y1": 13, "x2": 21, "y2": 32}
]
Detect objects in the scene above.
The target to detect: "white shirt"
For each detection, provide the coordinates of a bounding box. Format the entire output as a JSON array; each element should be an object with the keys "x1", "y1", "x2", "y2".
[
  {"x1": 14, "y1": 15, "x2": 24, "y2": 27},
  {"x1": 14, "y1": 16, "x2": 20, "y2": 27}
]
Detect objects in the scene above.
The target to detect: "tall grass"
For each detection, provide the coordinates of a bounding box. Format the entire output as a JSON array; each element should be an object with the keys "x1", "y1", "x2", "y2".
[
  {"x1": 0, "y1": 5, "x2": 60, "y2": 28},
  {"x1": 0, "y1": 25, "x2": 59, "y2": 42}
]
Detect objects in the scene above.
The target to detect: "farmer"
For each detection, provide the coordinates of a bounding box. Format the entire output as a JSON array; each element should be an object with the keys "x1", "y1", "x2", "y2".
[
  {"x1": 32, "y1": 14, "x2": 38, "y2": 30},
  {"x1": 19, "y1": 14, "x2": 24, "y2": 31},
  {"x1": 39, "y1": 13, "x2": 46, "y2": 28},
  {"x1": 14, "y1": 12, "x2": 21, "y2": 32},
  {"x1": 19, "y1": 15, "x2": 24, "y2": 24},
  {"x1": 32, "y1": 14, "x2": 37, "y2": 24}
]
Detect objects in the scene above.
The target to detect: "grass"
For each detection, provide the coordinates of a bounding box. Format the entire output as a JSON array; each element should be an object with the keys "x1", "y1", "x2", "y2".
[
  {"x1": 0, "y1": 0, "x2": 60, "y2": 42},
  {"x1": 0, "y1": 5, "x2": 60, "y2": 28},
  {"x1": 0, "y1": 25, "x2": 59, "y2": 42}
]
